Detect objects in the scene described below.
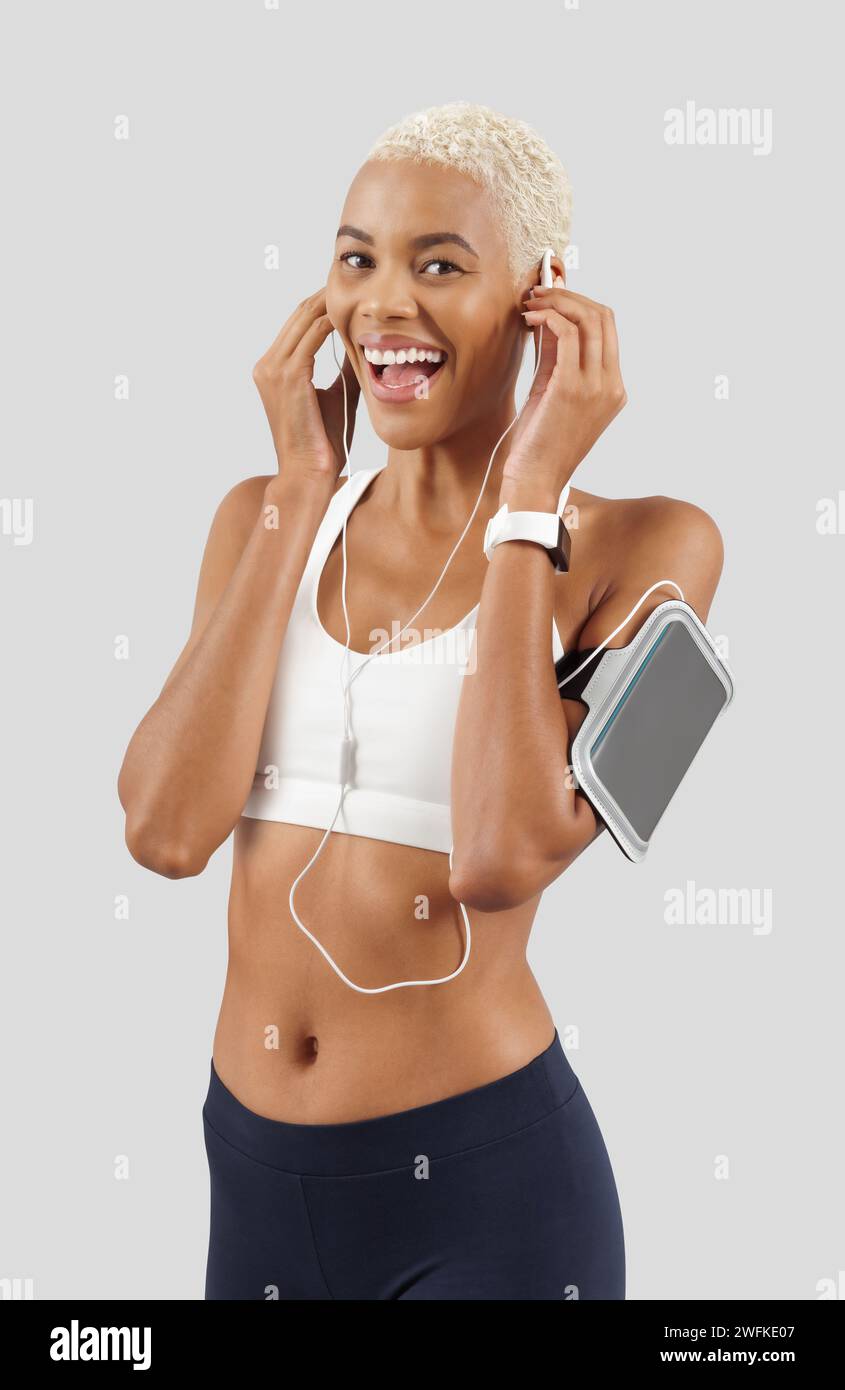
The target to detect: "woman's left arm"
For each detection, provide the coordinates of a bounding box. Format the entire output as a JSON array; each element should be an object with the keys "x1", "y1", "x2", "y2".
[{"x1": 448, "y1": 285, "x2": 724, "y2": 910}]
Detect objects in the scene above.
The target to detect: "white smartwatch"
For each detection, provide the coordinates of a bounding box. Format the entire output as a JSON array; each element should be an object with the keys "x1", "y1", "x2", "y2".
[{"x1": 483, "y1": 481, "x2": 572, "y2": 574}]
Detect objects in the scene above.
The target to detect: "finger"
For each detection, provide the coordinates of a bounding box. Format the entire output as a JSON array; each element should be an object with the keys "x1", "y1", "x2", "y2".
[
  {"x1": 286, "y1": 311, "x2": 337, "y2": 374},
  {"x1": 259, "y1": 289, "x2": 329, "y2": 371},
  {"x1": 599, "y1": 306, "x2": 621, "y2": 374},
  {"x1": 522, "y1": 309, "x2": 580, "y2": 396},
  {"x1": 527, "y1": 316, "x2": 559, "y2": 395},
  {"x1": 531, "y1": 284, "x2": 606, "y2": 311},
  {"x1": 524, "y1": 290, "x2": 604, "y2": 378},
  {"x1": 530, "y1": 285, "x2": 620, "y2": 372}
]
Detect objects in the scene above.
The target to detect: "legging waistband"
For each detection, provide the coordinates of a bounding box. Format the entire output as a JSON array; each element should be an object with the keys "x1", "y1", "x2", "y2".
[{"x1": 202, "y1": 1029, "x2": 578, "y2": 1178}]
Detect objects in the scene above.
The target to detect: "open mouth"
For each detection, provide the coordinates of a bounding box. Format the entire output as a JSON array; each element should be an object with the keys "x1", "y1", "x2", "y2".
[{"x1": 360, "y1": 343, "x2": 449, "y2": 401}]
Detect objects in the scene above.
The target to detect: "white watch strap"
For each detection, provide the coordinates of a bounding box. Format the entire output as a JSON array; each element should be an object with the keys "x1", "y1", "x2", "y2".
[{"x1": 483, "y1": 481, "x2": 571, "y2": 562}]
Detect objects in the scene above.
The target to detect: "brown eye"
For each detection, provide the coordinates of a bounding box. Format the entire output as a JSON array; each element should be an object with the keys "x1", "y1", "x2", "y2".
[{"x1": 420, "y1": 259, "x2": 462, "y2": 277}]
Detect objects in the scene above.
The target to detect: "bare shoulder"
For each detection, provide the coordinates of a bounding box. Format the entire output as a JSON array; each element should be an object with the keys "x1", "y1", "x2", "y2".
[
  {"x1": 609, "y1": 491, "x2": 722, "y2": 570},
  {"x1": 575, "y1": 485, "x2": 722, "y2": 547},
  {"x1": 159, "y1": 472, "x2": 345, "y2": 694},
  {"x1": 210, "y1": 473, "x2": 276, "y2": 549},
  {"x1": 567, "y1": 486, "x2": 725, "y2": 646},
  {"x1": 621, "y1": 493, "x2": 723, "y2": 597}
]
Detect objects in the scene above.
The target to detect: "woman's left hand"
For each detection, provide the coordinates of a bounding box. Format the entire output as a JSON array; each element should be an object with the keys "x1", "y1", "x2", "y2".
[{"x1": 501, "y1": 281, "x2": 628, "y2": 507}]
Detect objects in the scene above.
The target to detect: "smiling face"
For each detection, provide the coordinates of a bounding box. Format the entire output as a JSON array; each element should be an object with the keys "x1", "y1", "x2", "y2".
[{"x1": 326, "y1": 159, "x2": 532, "y2": 450}]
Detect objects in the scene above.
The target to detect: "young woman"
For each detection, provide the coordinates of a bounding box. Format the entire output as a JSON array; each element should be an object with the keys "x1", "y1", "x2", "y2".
[{"x1": 118, "y1": 102, "x2": 723, "y2": 1301}]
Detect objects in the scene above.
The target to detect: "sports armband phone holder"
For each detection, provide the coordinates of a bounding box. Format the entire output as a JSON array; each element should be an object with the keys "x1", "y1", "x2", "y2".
[{"x1": 554, "y1": 600, "x2": 735, "y2": 862}]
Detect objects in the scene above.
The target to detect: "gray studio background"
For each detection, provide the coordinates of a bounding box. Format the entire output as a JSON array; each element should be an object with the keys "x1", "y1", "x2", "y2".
[{"x1": 2, "y1": 0, "x2": 842, "y2": 1301}]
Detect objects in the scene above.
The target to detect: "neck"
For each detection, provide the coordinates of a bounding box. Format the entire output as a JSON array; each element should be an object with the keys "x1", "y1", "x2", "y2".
[{"x1": 379, "y1": 393, "x2": 519, "y2": 533}]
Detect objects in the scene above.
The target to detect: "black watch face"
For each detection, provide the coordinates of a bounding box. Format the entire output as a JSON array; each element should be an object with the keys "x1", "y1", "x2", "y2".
[{"x1": 553, "y1": 516, "x2": 571, "y2": 572}]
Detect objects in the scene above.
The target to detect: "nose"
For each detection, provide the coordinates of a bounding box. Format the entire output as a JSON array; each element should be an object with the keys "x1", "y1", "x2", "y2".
[{"x1": 358, "y1": 264, "x2": 418, "y2": 322}]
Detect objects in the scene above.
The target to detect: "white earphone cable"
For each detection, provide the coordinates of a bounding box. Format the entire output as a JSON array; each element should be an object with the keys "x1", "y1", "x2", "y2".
[
  {"x1": 286, "y1": 324, "x2": 548, "y2": 993},
  {"x1": 556, "y1": 580, "x2": 685, "y2": 691},
  {"x1": 286, "y1": 315, "x2": 683, "y2": 993}
]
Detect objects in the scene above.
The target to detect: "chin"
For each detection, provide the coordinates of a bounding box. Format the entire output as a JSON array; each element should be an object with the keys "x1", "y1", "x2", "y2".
[{"x1": 365, "y1": 405, "x2": 455, "y2": 452}]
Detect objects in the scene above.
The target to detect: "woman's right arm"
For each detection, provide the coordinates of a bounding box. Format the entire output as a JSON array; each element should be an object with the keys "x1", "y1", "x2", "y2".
[
  {"x1": 117, "y1": 474, "x2": 331, "y2": 878},
  {"x1": 117, "y1": 290, "x2": 359, "y2": 878}
]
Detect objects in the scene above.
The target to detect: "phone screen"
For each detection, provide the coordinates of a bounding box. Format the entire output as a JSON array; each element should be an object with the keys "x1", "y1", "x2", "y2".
[{"x1": 590, "y1": 622, "x2": 728, "y2": 840}]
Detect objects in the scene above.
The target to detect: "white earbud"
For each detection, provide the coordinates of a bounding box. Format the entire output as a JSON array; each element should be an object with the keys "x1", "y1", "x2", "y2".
[{"x1": 540, "y1": 247, "x2": 555, "y2": 288}]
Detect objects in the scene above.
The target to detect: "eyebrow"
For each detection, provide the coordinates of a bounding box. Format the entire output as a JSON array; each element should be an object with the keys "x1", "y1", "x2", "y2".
[{"x1": 335, "y1": 225, "x2": 479, "y2": 258}]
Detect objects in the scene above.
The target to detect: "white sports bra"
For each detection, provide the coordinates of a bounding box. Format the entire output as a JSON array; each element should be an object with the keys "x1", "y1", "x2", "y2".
[{"x1": 241, "y1": 463, "x2": 568, "y2": 854}]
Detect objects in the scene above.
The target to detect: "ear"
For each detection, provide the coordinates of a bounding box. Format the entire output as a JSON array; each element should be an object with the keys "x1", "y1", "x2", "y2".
[
  {"x1": 549, "y1": 255, "x2": 566, "y2": 287},
  {"x1": 517, "y1": 255, "x2": 567, "y2": 302},
  {"x1": 516, "y1": 255, "x2": 567, "y2": 330}
]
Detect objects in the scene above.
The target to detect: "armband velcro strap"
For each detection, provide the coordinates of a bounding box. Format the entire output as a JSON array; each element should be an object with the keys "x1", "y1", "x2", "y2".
[{"x1": 554, "y1": 647, "x2": 601, "y2": 705}]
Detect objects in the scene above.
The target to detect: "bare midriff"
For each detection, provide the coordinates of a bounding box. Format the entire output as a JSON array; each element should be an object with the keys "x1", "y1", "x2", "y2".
[{"x1": 211, "y1": 814, "x2": 557, "y2": 1124}]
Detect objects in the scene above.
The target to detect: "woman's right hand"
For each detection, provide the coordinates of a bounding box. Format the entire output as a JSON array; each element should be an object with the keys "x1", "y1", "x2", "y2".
[{"x1": 252, "y1": 289, "x2": 361, "y2": 489}]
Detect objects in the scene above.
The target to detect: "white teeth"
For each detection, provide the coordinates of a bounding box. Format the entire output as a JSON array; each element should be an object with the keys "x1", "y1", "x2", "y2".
[{"x1": 363, "y1": 346, "x2": 446, "y2": 366}]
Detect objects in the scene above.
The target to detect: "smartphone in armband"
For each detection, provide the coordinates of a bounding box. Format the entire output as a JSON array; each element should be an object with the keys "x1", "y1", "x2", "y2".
[{"x1": 554, "y1": 600, "x2": 735, "y2": 862}]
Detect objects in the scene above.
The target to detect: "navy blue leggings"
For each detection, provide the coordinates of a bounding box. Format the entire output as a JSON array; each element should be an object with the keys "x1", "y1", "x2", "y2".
[{"x1": 202, "y1": 1029, "x2": 625, "y2": 1300}]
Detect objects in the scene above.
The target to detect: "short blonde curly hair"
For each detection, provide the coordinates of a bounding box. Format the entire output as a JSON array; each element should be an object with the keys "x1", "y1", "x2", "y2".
[{"x1": 366, "y1": 101, "x2": 572, "y2": 285}]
